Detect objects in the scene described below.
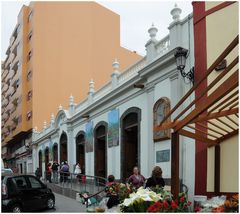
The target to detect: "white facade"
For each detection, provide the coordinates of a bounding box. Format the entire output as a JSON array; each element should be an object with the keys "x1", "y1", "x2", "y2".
[{"x1": 32, "y1": 5, "x2": 195, "y2": 201}]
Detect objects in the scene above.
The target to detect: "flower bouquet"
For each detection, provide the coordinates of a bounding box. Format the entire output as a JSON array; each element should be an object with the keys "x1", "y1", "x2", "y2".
[
  {"x1": 147, "y1": 192, "x2": 192, "y2": 212},
  {"x1": 120, "y1": 187, "x2": 162, "y2": 212}
]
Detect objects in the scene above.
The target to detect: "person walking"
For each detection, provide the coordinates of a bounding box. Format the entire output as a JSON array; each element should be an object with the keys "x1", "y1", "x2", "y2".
[
  {"x1": 52, "y1": 161, "x2": 59, "y2": 183},
  {"x1": 60, "y1": 161, "x2": 70, "y2": 183},
  {"x1": 127, "y1": 166, "x2": 145, "y2": 189},
  {"x1": 74, "y1": 163, "x2": 82, "y2": 183},
  {"x1": 35, "y1": 167, "x2": 42, "y2": 180},
  {"x1": 46, "y1": 163, "x2": 52, "y2": 183},
  {"x1": 145, "y1": 166, "x2": 165, "y2": 188}
]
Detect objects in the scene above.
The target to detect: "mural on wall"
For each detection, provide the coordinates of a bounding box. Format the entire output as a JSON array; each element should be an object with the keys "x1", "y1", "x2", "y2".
[
  {"x1": 85, "y1": 121, "x2": 94, "y2": 152},
  {"x1": 108, "y1": 109, "x2": 120, "y2": 147}
]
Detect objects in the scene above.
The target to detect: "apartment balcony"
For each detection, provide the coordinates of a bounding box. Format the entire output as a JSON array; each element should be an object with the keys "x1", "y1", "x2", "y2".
[
  {"x1": 12, "y1": 59, "x2": 19, "y2": 73},
  {"x1": 1, "y1": 69, "x2": 8, "y2": 82},
  {"x1": 8, "y1": 69, "x2": 15, "y2": 80},
  {"x1": 2, "y1": 82, "x2": 8, "y2": 93}
]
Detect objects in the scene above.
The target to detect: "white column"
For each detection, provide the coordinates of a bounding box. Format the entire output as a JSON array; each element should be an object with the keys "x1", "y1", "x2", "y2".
[{"x1": 67, "y1": 127, "x2": 74, "y2": 173}]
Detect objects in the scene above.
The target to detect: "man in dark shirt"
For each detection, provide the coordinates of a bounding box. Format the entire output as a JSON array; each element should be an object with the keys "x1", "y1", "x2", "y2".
[{"x1": 52, "y1": 161, "x2": 59, "y2": 183}]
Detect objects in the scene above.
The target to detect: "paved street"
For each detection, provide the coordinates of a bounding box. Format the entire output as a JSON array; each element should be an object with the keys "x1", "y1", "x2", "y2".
[{"x1": 45, "y1": 192, "x2": 86, "y2": 213}]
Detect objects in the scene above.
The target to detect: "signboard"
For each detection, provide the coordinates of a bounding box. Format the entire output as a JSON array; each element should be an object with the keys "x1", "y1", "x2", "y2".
[
  {"x1": 108, "y1": 109, "x2": 119, "y2": 147},
  {"x1": 85, "y1": 121, "x2": 94, "y2": 153},
  {"x1": 156, "y1": 149, "x2": 170, "y2": 163}
]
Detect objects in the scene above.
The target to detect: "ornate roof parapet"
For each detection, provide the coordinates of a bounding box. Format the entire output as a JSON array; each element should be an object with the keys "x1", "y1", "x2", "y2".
[
  {"x1": 50, "y1": 113, "x2": 55, "y2": 126},
  {"x1": 69, "y1": 94, "x2": 75, "y2": 115},
  {"x1": 43, "y1": 121, "x2": 47, "y2": 130},
  {"x1": 170, "y1": 3, "x2": 182, "y2": 22},
  {"x1": 58, "y1": 104, "x2": 63, "y2": 111},
  {"x1": 111, "y1": 59, "x2": 120, "y2": 88}
]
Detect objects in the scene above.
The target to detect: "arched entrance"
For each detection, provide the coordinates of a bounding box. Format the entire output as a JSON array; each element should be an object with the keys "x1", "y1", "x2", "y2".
[
  {"x1": 53, "y1": 144, "x2": 58, "y2": 162},
  {"x1": 94, "y1": 122, "x2": 108, "y2": 178},
  {"x1": 76, "y1": 132, "x2": 85, "y2": 174},
  {"x1": 45, "y1": 147, "x2": 49, "y2": 170},
  {"x1": 38, "y1": 151, "x2": 42, "y2": 172},
  {"x1": 121, "y1": 107, "x2": 141, "y2": 180},
  {"x1": 60, "y1": 132, "x2": 68, "y2": 163}
]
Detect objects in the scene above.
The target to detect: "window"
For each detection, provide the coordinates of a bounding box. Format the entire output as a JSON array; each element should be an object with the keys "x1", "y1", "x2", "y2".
[
  {"x1": 153, "y1": 97, "x2": 171, "y2": 142},
  {"x1": 12, "y1": 176, "x2": 28, "y2": 190},
  {"x1": 26, "y1": 111, "x2": 32, "y2": 121},
  {"x1": 28, "y1": 176, "x2": 42, "y2": 189},
  {"x1": 28, "y1": 11, "x2": 33, "y2": 22},
  {"x1": 28, "y1": 31, "x2": 32, "y2": 41},
  {"x1": 27, "y1": 90, "x2": 32, "y2": 101},
  {"x1": 28, "y1": 51, "x2": 32, "y2": 61},
  {"x1": 27, "y1": 70, "x2": 32, "y2": 81}
]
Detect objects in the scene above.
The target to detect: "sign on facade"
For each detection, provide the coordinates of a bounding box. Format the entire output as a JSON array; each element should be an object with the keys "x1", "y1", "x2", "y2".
[
  {"x1": 85, "y1": 121, "x2": 94, "y2": 153},
  {"x1": 156, "y1": 149, "x2": 170, "y2": 163},
  {"x1": 108, "y1": 109, "x2": 120, "y2": 147}
]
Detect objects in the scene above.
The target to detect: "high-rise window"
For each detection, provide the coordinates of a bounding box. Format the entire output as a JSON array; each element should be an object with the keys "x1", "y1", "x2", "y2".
[
  {"x1": 26, "y1": 111, "x2": 32, "y2": 121},
  {"x1": 28, "y1": 31, "x2": 33, "y2": 41},
  {"x1": 28, "y1": 51, "x2": 32, "y2": 61},
  {"x1": 27, "y1": 90, "x2": 32, "y2": 101},
  {"x1": 27, "y1": 70, "x2": 32, "y2": 81},
  {"x1": 28, "y1": 11, "x2": 33, "y2": 22}
]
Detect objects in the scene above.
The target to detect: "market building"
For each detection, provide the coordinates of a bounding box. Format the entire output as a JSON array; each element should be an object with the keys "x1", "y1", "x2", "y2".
[
  {"x1": 1, "y1": 2, "x2": 141, "y2": 173},
  {"x1": 32, "y1": 5, "x2": 197, "y2": 201}
]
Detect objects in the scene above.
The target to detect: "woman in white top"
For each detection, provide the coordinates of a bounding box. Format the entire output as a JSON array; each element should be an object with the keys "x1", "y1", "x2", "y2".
[{"x1": 74, "y1": 163, "x2": 82, "y2": 183}]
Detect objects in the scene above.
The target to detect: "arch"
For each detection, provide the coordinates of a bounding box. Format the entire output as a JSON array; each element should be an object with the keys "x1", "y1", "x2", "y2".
[
  {"x1": 94, "y1": 121, "x2": 108, "y2": 178},
  {"x1": 55, "y1": 110, "x2": 68, "y2": 128},
  {"x1": 60, "y1": 132, "x2": 68, "y2": 163},
  {"x1": 153, "y1": 97, "x2": 171, "y2": 141},
  {"x1": 120, "y1": 107, "x2": 141, "y2": 180},
  {"x1": 52, "y1": 143, "x2": 58, "y2": 162},
  {"x1": 76, "y1": 131, "x2": 86, "y2": 174}
]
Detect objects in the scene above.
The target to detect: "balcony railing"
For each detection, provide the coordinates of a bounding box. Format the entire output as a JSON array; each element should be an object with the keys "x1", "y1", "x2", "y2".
[{"x1": 155, "y1": 34, "x2": 170, "y2": 55}]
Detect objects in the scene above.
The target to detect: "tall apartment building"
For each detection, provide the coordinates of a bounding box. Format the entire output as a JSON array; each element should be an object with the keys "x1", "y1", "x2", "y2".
[{"x1": 1, "y1": 2, "x2": 141, "y2": 173}]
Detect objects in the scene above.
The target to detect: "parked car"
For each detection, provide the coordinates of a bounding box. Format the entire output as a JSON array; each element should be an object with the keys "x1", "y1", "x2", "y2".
[{"x1": 2, "y1": 175, "x2": 55, "y2": 212}]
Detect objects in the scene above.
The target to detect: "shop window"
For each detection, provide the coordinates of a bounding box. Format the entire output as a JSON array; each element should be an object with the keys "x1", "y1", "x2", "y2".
[
  {"x1": 26, "y1": 111, "x2": 32, "y2": 121},
  {"x1": 153, "y1": 97, "x2": 171, "y2": 142}
]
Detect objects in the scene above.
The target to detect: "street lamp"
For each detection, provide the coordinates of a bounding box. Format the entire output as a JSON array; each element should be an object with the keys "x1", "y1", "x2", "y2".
[{"x1": 174, "y1": 47, "x2": 194, "y2": 83}]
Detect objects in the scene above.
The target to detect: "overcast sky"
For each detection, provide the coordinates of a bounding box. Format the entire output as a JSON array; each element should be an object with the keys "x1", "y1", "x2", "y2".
[{"x1": 1, "y1": 0, "x2": 193, "y2": 60}]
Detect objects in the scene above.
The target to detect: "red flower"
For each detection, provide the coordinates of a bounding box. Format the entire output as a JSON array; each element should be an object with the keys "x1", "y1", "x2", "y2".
[
  {"x1": 163, "y1": 200, "x2": 169, "y2": 209},
  {"x1": 187, "y1": 201, "x2": 192, "y2": 206},
  {"x1": 194, "y1": 206, "x2": 201, "y2": 212},
  {"x1": 183, "y1": 204, "x2": 187, "y2": 209},
  {"x1": 180, "y1": 196, "x2": 185, "y2": 203},
  {"x1": 171, "y1": 200, "x2": 178, "y2": 209}
]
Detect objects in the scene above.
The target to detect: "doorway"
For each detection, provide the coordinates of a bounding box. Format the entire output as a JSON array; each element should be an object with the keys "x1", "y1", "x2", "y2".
[
  {"x1": 38, "y1": 151, "x2": 42, "y2": 173},
  {"x1": 45, "y1": 148, "x2": 49, "y2": 170},
  {"x1": 53, "y1": 144, "x2": 58, "y2": 162},
  {"x1": 76, "y1": 132, "x2": 85, "y2": 174},
  {"x1": 94, "y1": 122, "x2": 108, "y2": 178},
  {"x1": 60, "y1": 133, "x2": 68, "y2": 163},
  {"x1": 121, "y1": 107, "x2": 141, "y2": 180}
]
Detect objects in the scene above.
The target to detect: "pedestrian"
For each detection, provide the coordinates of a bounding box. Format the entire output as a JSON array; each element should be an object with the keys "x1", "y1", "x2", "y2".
[
  {"x1": 35, "y1": 167, "x2": 42, "y2": 179},
  {"x1": 127, "y1": 166, "x2": 145, "y2": 189},
  {"x1": 46, "y1": 163, "x2": 52, "y2": 183},
  {"x1": 74, "y1": 163, "x2": 82, "y2": 183},
  {"x1": 52, "y1": 161, "x2": 59, "y2": 183},
  {"x1": 60, "y1": 161, "x2": 70, "y2": 183},
  {"x1": 145, "y1": 166, "x2": 165, "y2": 188}
]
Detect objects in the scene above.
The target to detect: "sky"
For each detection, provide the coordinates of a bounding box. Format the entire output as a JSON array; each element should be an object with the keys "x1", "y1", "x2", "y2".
[{"x1": 1, "y1": 0, "x2": 193, "y2": 60}]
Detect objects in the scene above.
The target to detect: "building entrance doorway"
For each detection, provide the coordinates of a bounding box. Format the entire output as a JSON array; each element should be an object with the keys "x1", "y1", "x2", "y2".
[
  {"x1": 121, "y1": 108, "x2": 141, "y2": 180},
  {"x1": 60, "y1": 133, "x2": 68, "y2": 163},
  {"x1": 94, "y1": 123, "x2": 108, "y2": 178},
  {"x1": 76, "y1": 132, "x2": 85, "y2": 174}
]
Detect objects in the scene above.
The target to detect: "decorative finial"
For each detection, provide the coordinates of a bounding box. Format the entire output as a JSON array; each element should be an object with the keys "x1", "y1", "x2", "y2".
[
  {"x1": 58, "y1": 104, "x2": 63, "y2": 111},
  {"x1": 51, "y1": 113, "x2": 55, "y2": 124},
  {"x1": 89, "y1": 79, "x2": 95, "y2": 94},
  {"x1": 43, "y1": 121, "x2": 47, "y2": 129},
  {"x1": 69, "y1": 94, "x2": 74, "y2": 106},
  {"x1": 171, "y1": 3, "x2": 182, "y2": 21},
  {"x1": 112, "y1": 59, "x2": 120, "y2": 76},
  {"x1": 148, "y1": 23, "x2": 158, "y2": 40}
]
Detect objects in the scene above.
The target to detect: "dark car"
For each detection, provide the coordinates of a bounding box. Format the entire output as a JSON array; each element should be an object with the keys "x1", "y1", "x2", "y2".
[{"x1": 2, "y1": 174, "x2": 55, "y2": 212}]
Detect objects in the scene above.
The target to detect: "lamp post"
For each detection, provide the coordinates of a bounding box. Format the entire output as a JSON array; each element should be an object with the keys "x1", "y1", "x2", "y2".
[{"x1": 174, "y1": 47, "x2": 194, "y2": 83}]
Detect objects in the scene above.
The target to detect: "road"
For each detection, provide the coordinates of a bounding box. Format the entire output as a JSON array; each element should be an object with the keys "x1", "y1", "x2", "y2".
[{"x1": 45, "y1": 192, "x2": 86, "y2": 212}]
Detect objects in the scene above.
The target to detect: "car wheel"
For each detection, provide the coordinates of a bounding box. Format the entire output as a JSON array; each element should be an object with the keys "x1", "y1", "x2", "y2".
[
  {"x1": 12, "y1": 204, "x2": 22, "y2": 213},
  {"x1": 47, "y1": 197, "x2": 55, "y2": 209}
]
